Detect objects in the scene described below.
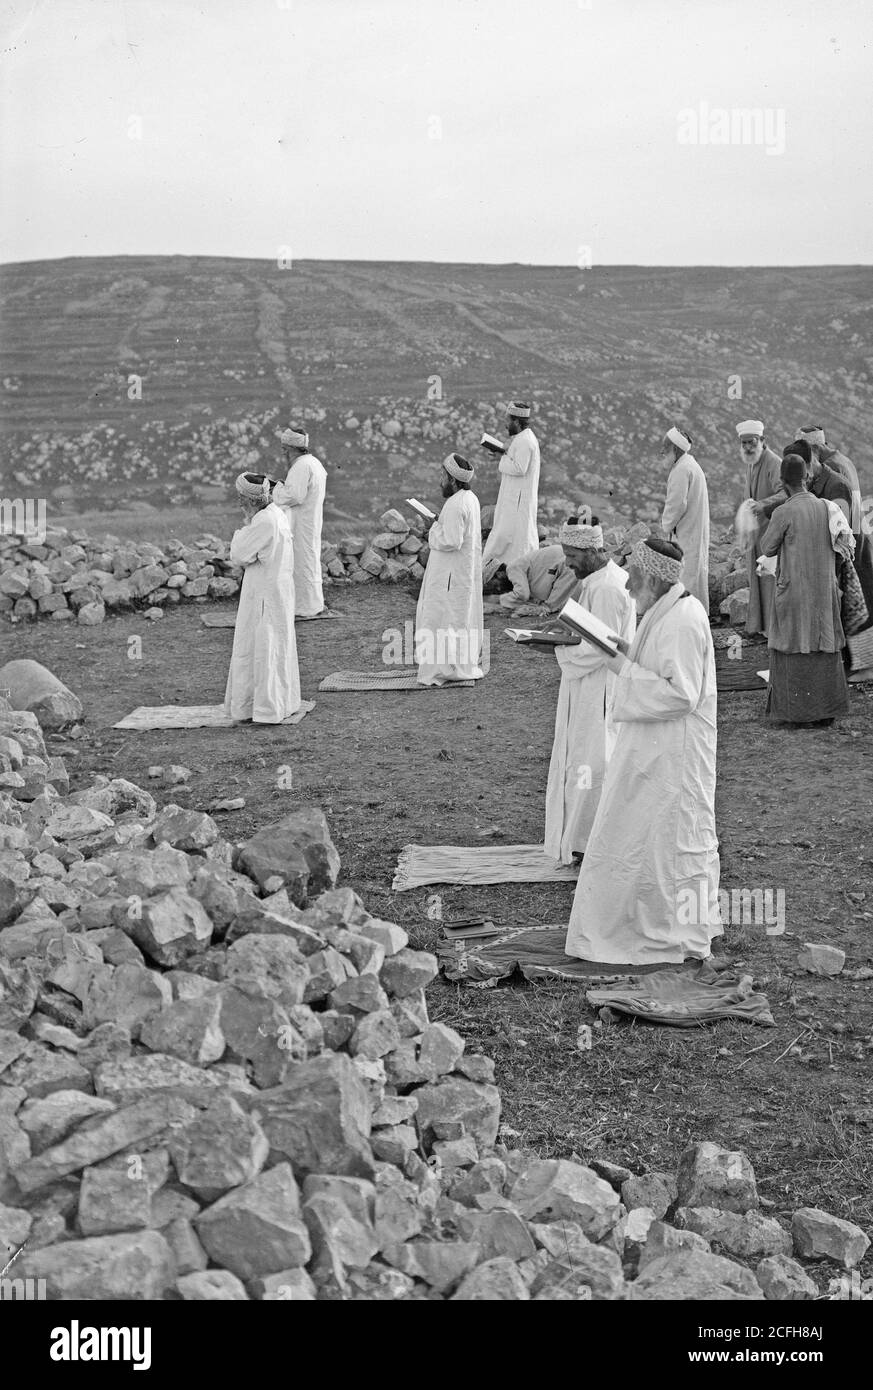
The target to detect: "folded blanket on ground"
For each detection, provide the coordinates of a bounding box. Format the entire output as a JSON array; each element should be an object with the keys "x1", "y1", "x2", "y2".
[
  {"x1": 113, "y1": 702, "x2": 315, "y2": 729},
  {"x1": 319, "y1": 670, "x2": 475, "y2": 692},
  {"x1": 437, "y1": 923, "x2": 774, "y2": 1025},
  {"x1": 393, "y1": 843, "x2": 578, "y2": 890}
]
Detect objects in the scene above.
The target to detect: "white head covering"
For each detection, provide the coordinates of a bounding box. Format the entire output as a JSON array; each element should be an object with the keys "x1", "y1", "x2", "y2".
[
  {"x1": 507, "y1": 401, "x2": 531, "y2": 419},
  {"x1": 443, "y1": 452, "x2": 474, "y2": 482},
  {"x1": 629, "y1": 539, "x2": 683, "y2": 583},
  {"x1": 665, "y1": 425, "x2": 692, "y2": 453},
  {"x1": 796, "y1": 426, "x2": 826, "y2": 449},
  {"x1": 280, "y1": 426, "x2": 309, "y2": 449},
  {"x1": 235, "y1": 473, "x2": 271, "y2": 503},
  {"x1": 736, "y1": 420, "x2": 765, "y2": 437},
  {"x1": 560, "y1": 519, "x2": 604, "y2": 550}
]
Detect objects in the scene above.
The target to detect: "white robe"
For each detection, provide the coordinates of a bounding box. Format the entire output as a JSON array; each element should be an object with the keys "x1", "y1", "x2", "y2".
[
  {"x1": 565, "y1": 583, "x2": 723, "y2": 965},
  {"x1": 273, "y1": 452, "x2": 327, "y2": 617},
  {"x1": 481, "y1": 428, "x2": 541, "y2": 578},
  {"x1": 223, "y1": 503, "x2": 301, "y2": 723},
  {"x1": 415, "y1": 489, "x2": 484, "y2": 685},
  {"x1": 544, "y1": 561, "x2": 636, "y2": 863},
  {"x1": 661, "y1": 453, "x2": 710, "y2": 610}
]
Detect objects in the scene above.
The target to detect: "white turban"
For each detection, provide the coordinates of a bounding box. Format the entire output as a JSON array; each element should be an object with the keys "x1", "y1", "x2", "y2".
[
  {"x1": 666, "y1": 426, "x2": 692, "y2": 453},
  {"x1": 736, "y1": 420, "x2": 765, "y2": 437},
  {"x1": 796, "y1": 426, "x2": 826, "y2": 449},
  {"x1": 280, "y1": 426, "x2": 309, "y2": 449},
  {"x1": 443, "y1": 452, "x2": 474, "y2": 482},
  {"x1": 235, "y1": 473, "x2": 271, "y2": 503},
  {"x1": 629, "y1": 539, "x2": 683, "y2": 583},
  {"x1": 507, "y1": 400, "x2": 531, "y2": 419},
  {"x1": 560, "y1": 520, "x2": 604, "y2": 550}
]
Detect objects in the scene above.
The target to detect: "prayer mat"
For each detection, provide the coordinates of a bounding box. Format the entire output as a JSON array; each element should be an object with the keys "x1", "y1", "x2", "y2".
[
  {"x1": 715, "y1": 645, "x2": 771, "y2": 693},
  {"x1": 201, "y1": 611, "x2": 340, "y2": 628},
  {"x1": 438, "y1": 923, "x2": 692, "y2": 984},
  {"x1": 393, "y1": 843, "x2": 579, "y2": 890},
  {"x1": 319, "y1": 669, "x2": 476, "y2": 692},
  {"x1": 438, "y1": 925, "x2": 775, "y2": 1026},
  {"x1": 113, "y1": 701, "x2": 315, "y2": 730}
]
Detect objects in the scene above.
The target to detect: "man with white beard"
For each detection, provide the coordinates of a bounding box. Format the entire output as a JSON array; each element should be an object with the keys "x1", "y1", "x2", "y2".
[
  {"x1": 272, "y1": 424, "x2": 328, "y2": 617},
  {"x1": 481, "y1": 401, "x2": 541, "y2": 582},
  {"x1": 565, "y1": 538, "x2": 722, "y2": 965},
  {"x1": 543, "y1": 516, "x2": 636, "y2": 865},
  {"x1": 415, "y1": 453, "x2": 484, "y2": 686},
  {"x1": 737, "y1": 419, "x2": 785, "y2": 638},
  {"x1": 659, "y1": 425, "x2": 710, "y2": 610}
]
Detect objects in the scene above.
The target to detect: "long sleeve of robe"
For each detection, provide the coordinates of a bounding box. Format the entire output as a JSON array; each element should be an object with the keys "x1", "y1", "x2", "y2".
[
  {"x1": 744, "y1": 445, "x2": 785, "y2": 636},
  {"x1": 565, "y1": 584, "x2": 722, "y2": 965},
  {"x1": 481, "y1": 428, "x2": 541, "y2": 577},
  {"x1": 660, "y1": 454, "x2": 710, "y2": 610},
  {"x1": 760, "y1": 493, "x2": 844, "y2": 654},
  {"x1": 272, "y1": 453, "x2": 327, "y2": 616},
  {"x1": 223, "y1": 503, "x2": 301, "y2": 723},
  {"x1": 415, "y1": 489, "x2": 484, "y2": 685},
  {"x1": 544, "y1": 561, "x2": 636, "y2": 863}
]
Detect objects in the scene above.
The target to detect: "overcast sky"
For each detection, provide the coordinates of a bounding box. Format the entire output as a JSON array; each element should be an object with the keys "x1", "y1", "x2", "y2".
[{"x1": 1, "y1": 0, "x2": 871, "y2": 266}]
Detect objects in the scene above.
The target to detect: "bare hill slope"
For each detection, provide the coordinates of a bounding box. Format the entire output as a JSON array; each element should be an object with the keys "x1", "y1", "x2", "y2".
[{"x1": 1, "y1": 257, "x2": 871, "y2": 529}]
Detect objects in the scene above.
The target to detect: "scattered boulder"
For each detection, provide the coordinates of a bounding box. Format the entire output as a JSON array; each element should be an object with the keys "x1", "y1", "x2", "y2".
[{"x1": 791, "y1": 1207, "x2": 870, "y2": 1269}]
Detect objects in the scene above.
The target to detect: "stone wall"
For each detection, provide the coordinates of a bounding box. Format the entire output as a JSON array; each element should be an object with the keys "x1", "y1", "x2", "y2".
[{"x1": 0, "y1": 510, "x2": 747, "y2": 627}]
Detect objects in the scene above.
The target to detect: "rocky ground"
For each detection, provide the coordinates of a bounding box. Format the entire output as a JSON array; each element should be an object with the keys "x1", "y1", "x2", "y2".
[
  {"x1": 1, "y1": 675, "x2": 868, "y2": 1300},
  {"x1": 2, "y1": 576, "x2": 871, "y2": 1299}
]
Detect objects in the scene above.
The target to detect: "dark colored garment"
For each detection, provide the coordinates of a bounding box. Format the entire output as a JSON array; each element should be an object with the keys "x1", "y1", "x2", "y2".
[
  {"x1": 766, "y1": 649, "x2": 849, "y2": 723},
  {"x1": 808, "y1": 463, "x2": 852, "y2": 512},
  {"x1": 760, "y1": 491, "x2": 844, "y2": 654}
]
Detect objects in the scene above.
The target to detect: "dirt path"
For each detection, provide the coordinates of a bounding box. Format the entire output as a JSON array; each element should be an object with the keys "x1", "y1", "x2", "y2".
[{"x1": 17, "y1": 585, "x2": 873, "y2": 1267}]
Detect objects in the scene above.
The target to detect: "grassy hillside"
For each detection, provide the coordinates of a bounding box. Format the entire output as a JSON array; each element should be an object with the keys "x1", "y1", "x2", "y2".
[{"x1": 1, "y1": 257, "x2": 871, "y2": 532}]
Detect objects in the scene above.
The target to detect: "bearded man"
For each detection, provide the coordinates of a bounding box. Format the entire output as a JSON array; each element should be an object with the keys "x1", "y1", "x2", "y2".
[{"x1": 565, "y1": 538, "x2": 722, "y2": 965}]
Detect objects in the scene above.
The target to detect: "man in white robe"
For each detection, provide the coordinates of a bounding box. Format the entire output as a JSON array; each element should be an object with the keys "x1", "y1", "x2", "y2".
[
  {"x1": 565, "y1": 538, "x2": 723, "y2": 965},
  {"x1": 224, "y1": 473, "x2": 301, "y2": 724},
  {"x1": 496, "y1": 542, "x2": 581, "y2": 614},
  {"x1": 660, "y1": 424, "x2": 710, "y2": 611},
  {"x1": 415, "y1": 454, "x2": 484, "y2": 686},
  {"x1": 272, "y1": 424, "x2": 328, "y2": 618},
  {"x1": 544, "y1": 518, "x2": 636, "y2": 864},
  {"x1": 737, "y1": 419, "x2": 785, "y2": 638},
  {"x1": 481, "y1": 401, "x2": 541, "y2": 582}
]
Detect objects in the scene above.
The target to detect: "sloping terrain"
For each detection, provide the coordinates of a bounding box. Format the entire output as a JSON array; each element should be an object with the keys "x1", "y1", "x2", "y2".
[{"x1": 1, "y1": 258, "x2": 871, "y2": 529}]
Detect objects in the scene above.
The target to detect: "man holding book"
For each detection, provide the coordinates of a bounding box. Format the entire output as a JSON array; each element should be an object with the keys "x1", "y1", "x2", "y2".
[
  {"x1": 415, "y1": 454, "x2": 485, "y2": 686},
  {"x1": 544, "y1": 517, "x2": 636, "y2": 865},
  {"x1": 480, "y1": 401, "x2": 541, "y2": 582},
  {"x1": 565, "y1": 538, "x2": 723, "y2": 965}
]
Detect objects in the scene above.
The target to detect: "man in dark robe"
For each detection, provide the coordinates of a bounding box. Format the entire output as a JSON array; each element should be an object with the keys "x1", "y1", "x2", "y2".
[
  {"x1": 760, "y1": 454, "x2": 849, "y2": 727},
  {"x1": 797, "y1": 428, "x2": 873, "y2": 633}
]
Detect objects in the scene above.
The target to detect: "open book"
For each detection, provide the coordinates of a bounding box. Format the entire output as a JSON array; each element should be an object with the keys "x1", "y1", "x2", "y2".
[
  {"x1": 406, "y1": 497, "x2": 436, "y2": 521},
  {"x1": 480, "y1": 432, "x2": 507, "y2": 455},
  {"x1": 505, "y1": 595, "x2": 621, "y2": 656}
]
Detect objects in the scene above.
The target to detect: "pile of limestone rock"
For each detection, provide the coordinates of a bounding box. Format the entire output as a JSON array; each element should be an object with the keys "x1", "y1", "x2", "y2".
[
  {"x1": 2, "y1": 691, "x2": 870, "y2": 1300},
  {"x1": 0, "y1": 528, "x2": 241, "y2": 627},
  {"x1": 0, "y1": 510, "x2": 749, "y2": 628}
]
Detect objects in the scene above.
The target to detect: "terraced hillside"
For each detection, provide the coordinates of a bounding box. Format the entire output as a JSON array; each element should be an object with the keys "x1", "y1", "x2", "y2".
[{"x1": 1, "y1": 258, "x2": 871, "y2": 530}]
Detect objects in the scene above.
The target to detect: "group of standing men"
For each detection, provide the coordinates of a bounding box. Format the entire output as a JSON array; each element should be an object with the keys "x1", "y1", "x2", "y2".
[
  {"x1": 223, "y1": 425, "x2": 327, "y2": 724},
  {"x1": 218, "y1": 398, "x2": 867, "y2": 970}
]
